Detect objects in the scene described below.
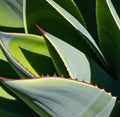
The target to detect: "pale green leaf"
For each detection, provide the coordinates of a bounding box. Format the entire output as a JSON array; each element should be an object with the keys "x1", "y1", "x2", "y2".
[
  {"x1": 42, "y1": 30, "x2": 91, "y2": 83},
  {"x1": 1, "y1": 77, "x2": 116, "y2": 117}
]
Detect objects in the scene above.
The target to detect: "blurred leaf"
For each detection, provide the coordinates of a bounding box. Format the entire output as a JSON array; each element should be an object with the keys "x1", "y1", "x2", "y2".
[
  {"x1": 97, "y1": 0, "x2": 120, "y2": 80},
  {"x1": 0, "y1": 77, "x2": 116, "y2": 117},
  {"x1": 0, "y1": 0, "x2": 23, "y2": 28}
]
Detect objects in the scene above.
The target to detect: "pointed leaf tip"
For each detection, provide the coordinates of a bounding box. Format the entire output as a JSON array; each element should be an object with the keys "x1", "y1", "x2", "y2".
[{"x1": 35, "y1": 24, "x2": 46, "y2": 35}]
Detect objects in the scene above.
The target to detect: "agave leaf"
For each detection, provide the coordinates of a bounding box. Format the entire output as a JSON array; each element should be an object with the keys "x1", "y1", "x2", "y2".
[
  {"x1": 45, "y1": 0, "x2": 106, "y2": 65},
  {"x1": 0, "y1": 77, "x2": 116, "y2": 117},
  {"x1": 37, "y1": 27, "x2": 120, "y2": 97},
  {"x1": 24, "y1": 0, "x2": 99, "y2": 63},
  {"x1": 97, "y1": 0, "x2": 120, "y2": 80},
  {"x1": 24, "y1": 0, "x2": 85, "y2": 33},
  {"x1": 0, "y1": 85, "x2": 39, "y2": 117},
  {"x1": 37, "y1": 26, "x2": 91, "y2": 82},
  {"x1": 0, "y1": 32, "x2": 56, "y2": 78},
  {"x1": 0, "y1": 0, "x2": 23, "y2": 28}
]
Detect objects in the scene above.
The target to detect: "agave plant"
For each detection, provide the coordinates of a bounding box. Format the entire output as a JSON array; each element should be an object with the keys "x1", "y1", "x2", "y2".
[{"x1": 0, "y1": 0, "x2": 120, "y2": 116}]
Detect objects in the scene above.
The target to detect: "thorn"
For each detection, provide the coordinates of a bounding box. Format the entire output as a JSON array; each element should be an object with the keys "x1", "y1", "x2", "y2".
[
  {"x1": 35, "y1": 24, "x2": 46, "y2": 35},
  {"x1": 53, "y1": 73, "x2": 57, "y2": 77}
]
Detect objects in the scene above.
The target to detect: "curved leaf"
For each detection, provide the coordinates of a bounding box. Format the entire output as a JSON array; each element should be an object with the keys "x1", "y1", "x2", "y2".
[
  {"x1": 37, "y1": 27, "x2": 91, "y2": 82},
  {"x1": 0, "y1": 32, "x2": 56, "y2": 77},
  {"x1": 45, "y1": 0, "x2": 106, "y2": 65},
  {"x1": 0, "y1": 77, "x2": 116, "y2": 117},
  {"x1": 24, "y1": 0, "x2": 99, "y2": 63}
]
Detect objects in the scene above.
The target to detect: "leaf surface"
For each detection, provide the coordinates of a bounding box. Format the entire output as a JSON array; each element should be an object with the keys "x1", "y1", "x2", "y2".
[{"x1": 0, "y1": 77, "x2": 116, "y2": 117}]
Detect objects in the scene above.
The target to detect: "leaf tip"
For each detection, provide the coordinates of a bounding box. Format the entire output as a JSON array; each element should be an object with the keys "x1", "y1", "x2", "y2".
[{"x1": 35, "y1": 24, "x2": 46, "y2": 35}]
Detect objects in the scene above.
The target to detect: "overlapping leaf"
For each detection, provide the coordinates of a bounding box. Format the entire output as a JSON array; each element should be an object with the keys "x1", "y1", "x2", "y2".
[
  {"x1": 45, "y1": 0, "x2": 107, "y2": 66},
  {"x1": 37, "y1": 27, "x2": 120, "y2": 97},
  {"x1": 0, "y1": 32, "x2": 56, "y2": 78},
  {"x1": 24, "y1": 0, "x2": 100, "y2": 63}
]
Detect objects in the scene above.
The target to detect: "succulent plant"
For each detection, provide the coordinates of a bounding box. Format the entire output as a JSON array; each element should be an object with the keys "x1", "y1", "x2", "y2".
[{"x1": 0, "y1": 0, "x2": 120, "y2": 116}]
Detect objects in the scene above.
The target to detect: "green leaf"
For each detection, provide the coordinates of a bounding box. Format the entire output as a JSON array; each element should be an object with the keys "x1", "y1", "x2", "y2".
[
  {"x1": 0, "y1": 49, "x2": 7, "y2": 61},
  {"x1": 0, "y1": 0, "x2": 23, "y2": 28},
  {"x1": 45, "y1": 0, "x2": 106, "y2": 65},
  {"x1": 0, "y1": 32, "x2": 56, "y2": 77},
  {"x1": 38, "y1": 27, "x2": 91, "y2": 82},
  {"x1": 97, "y1": 0, "x2": 120, "y2": 80},
  {"x1": 24, "y1": 0, "x2": 99, "y2": 63},
  {"x1": 0, "y1": 77, "x2": 116, "y2": 117},
  {"x1": 24, "y1": 0, "x2": 85, "y2": 33}
]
